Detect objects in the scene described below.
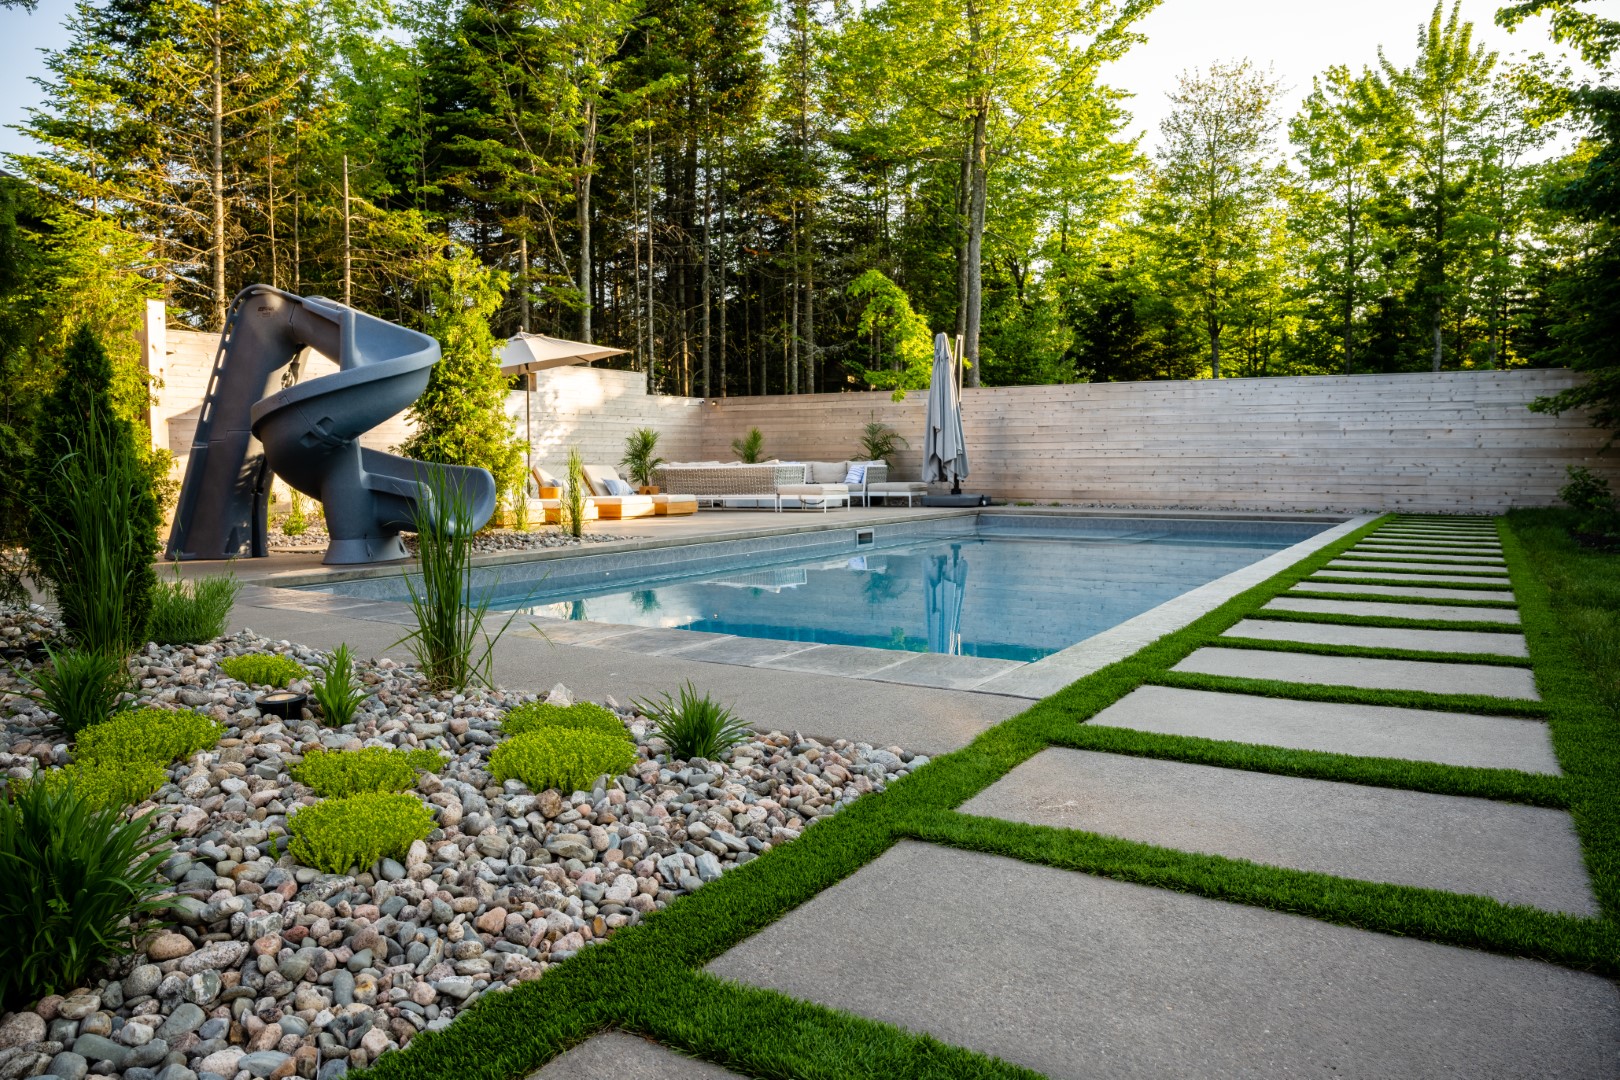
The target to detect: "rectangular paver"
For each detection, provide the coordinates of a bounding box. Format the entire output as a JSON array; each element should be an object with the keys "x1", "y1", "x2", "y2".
[
  {"x1": 1294, "y1": 581, "x2": 1516, "y2": 602},
  {"x1": 961, "y1": 748, "x2": 1588, "y2": 910},
  {"x1": 1090, "y1": 684, "x2": 1556, "y2": 772},
  {"x1": 708, "y1": 843, "x2": 1618, "y2": 1079},
  {"x1": 1326, "y1": 559, "x2": 1507, "y2": 576},
  {"x1": 1313, "y1": 569, "x2": 1510, "y2": 585},
  {"x1": 865, "y1": 651, "x2": 1025, "y2": 691},
  {"x1": 1337, "y1": 552, "x2": 1505, "y2": 564},
  {"x1": 532, "y1": 1032, "x2": 744, "y2": 1079},
  {"x1": 1224, "y1": 618, "x2": 1527, "y2": 656},
  {"x1": 1174, "y1": 646, "x2": 1538, "y2": 698},
  {"x1": 1265, "y1": 597, "x2": 1521, "y2": 623}
]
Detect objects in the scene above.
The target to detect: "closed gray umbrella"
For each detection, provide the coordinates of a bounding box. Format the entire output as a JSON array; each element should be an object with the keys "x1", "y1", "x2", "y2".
[{"x1": 922, "y1": 332, "x2": 969, "y2": 492}]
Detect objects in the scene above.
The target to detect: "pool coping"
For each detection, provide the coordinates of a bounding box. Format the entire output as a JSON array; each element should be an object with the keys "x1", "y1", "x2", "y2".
[{"x1": 257, "y1": 510, "x2": 1370, "y2": 700}]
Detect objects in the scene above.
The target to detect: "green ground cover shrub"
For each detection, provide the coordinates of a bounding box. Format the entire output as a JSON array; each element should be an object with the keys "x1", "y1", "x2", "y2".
[
  {"x1": 489, "y1": 727, "x2": 637, "y2": 795},
  {"x1": 310, "y1": 644, "x2": 368, "y2": 726},
  {"x1": 502, "y1": 701, "x2": 628, "y2": 742},
  {"x1": 288, "y1": 791, "x2": 437, "y2": 874},
  {"x1": 27, "y1": 760, "x2": 169, "y2": 811},
  {"x1": 291, "y1": 747, "x2": 443, "y2": 798},
  {"x1": 219, "y1": 653, "x2": 308, "y2": 688},
  {"x1": 0, "y1": 771, "x2": 172, "y2": 1010},
  {"x1": 75, "y1": 707, "x2": 222, "y2": 768},
  {"x1": 147, "y1": 565, "x2": 240, "y2": 645},
  {"x1": 18, "y1": 643, "x2": 132, "y2": 736},
  {"x1": 636, "y1": 682, "x2": 751, "y2": 760}
]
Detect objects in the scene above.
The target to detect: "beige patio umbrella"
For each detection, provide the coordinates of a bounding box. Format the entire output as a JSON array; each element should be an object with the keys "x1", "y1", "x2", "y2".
[{"x1": 499, "y1": 334, "x2": 629, "y2": 480}]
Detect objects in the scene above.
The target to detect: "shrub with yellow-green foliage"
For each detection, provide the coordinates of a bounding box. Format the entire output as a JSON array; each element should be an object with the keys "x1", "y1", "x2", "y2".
[
  {"x1": 489, "y1": 727, "x2": 637, "y2": 795},
  {"x1": 500, "y1": 701, "x2": 629, "y2": 743},
  {"x1": 75, "y1": 708, "x2": 222, "y2": 768},
  {"x1": 26, "y1": 760, "x2": 169, "y2": 811},
  {"x1": 219, "y1": 654, "x2": 308, "y2": 688},
  {"x1": 287, "y1": 792, "x2": 436, "y2": 875},
  {"x1": 291, "y1": 747, "x2": 444, "y2": 798}
]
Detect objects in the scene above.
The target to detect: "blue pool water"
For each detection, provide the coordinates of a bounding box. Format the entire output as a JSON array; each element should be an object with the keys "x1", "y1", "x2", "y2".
[
  {"x1": 304, "y1": 517, "x2": 1325, "y2": 663},
  {"x1": 506, "y1": 534, "x2": 1293, "y2": 662}
]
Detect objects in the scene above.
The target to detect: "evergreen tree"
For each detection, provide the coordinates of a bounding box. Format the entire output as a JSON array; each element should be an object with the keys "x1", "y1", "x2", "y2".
[
  {"x1": 28, "y1": 324, "x2": 161, "y2": 652},
  {"x1": 400, "y1": 246, "x2": 525, "y2": 500}
]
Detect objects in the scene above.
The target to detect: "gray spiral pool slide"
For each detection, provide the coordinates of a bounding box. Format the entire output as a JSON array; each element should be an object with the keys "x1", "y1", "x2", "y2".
[{"x1": 165, "y1": 285, "x2": 497, "y2": 565}]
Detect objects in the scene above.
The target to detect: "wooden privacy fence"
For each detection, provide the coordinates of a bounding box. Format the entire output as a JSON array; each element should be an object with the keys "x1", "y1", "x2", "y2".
[
  {"x1": 143, "y1": 302, "x2": 1613, "y2": 513},
  {"x1": 699, "y1": 370, "x2": 1615, "y2": 513}
]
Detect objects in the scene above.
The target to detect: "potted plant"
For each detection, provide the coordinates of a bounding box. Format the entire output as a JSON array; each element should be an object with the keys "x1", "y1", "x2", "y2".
[
  {"x1": 858, "y1": 419, "x2": 908, "y2": 465},
  {"x1": 731, "y1": 426, "x2": 766, "y2": 464},
  {"x1": 621, "y1": 427, "x2": 666, "y2": 494}
]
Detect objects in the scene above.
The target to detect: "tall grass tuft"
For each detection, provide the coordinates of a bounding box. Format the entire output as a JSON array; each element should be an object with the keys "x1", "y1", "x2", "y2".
[
  {"x1": 560, "y1": 448, "x2": 588, "y2": 540},
  {"x1": 0, "y1": 771, "x2": 173, "y2": 1010},
  {"x1": 17, "y1": 643, "x2": 133, "y2": 737},
  {"x1": 399, "y1": 470, "x2": 521, "y2": 691},
  {"x1": 310, "y1": 644, "x2": 369, "y2": 726},
  {"x1": 858, "y1": 419, "x2": 908, "y2": 465},
  {"x1": 635, "y1": 682, "x2": 752, "y2": 761},
  {"x1": 283, "y1": 491, "x2": 309, "y2": 536},
  {"x1": 147, "y1": 563, "x2": 241, "y2": 646},
  {"x1": 30, "y1": 401, "x2": 160, "y2": 656}
]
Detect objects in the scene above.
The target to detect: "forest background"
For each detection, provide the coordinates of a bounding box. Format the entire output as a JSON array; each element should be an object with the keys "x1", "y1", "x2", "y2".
[{"x1": 0, "y1": 0, "x2": 1615, "y2": 416}]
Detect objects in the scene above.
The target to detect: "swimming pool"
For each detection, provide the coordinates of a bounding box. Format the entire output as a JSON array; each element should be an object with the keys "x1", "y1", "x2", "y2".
[{"x1": 303, "y1": 515, "x2": 1330, "y2": 663}]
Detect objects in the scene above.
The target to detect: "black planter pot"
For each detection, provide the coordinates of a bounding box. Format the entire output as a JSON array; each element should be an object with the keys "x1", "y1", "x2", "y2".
[{"x1": 257, "y1": 691, "x2": 308, "y2": 720}]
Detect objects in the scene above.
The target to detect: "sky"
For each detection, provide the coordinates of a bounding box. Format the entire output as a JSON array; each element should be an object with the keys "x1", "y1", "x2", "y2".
[{"x1": 0, "y1": 0, "x2": 1616, "y2": 163}]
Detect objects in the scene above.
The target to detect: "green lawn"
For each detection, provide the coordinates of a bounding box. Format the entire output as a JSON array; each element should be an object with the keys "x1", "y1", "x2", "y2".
[{"x1": 360, "y1": 511, "x2": 1620, "y2": 1080}]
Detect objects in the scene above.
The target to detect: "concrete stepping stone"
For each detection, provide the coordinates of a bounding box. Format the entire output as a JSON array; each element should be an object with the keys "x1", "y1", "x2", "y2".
[
  {"x1": 960, "y1": 748, "x2": 1588, "y2": 910},
  {"x1": 708, "y1": 843, "x2": 1618, "y2": 1080},
  {"x1": 1174, "y1": 646, "x2": 1538, "y2": 698},
  {"x1": 530, "y1": 1031, "x2": 745, "y2": 1079},
  {"x1": 1313, "y1": 569, "x2": 1508, "y2": 585},
  {"x1": 1088, "y1": 684, "x2": 1555, "y2": 772},
  {"x1": 1355, "y1": 545, "x2": 1503, "y2": 557},
  {"x1": 1266, "y1": 597, "x2": 1521, "y2": 623},
  {"x1": 1294, "y1": 581, "x2": 1516, "y2": 602},
  {"x1": 1376, "y1": 532, "x2": 1498, "y2": 541},
  {"x1": 1338, "y1": 551, "x2": 1507, "y2": 564},
  {"x1": 1326, "y1": 559, "x2": 1507, "y2": 575},
  {"x1": 1224, "y1": 618, "x2": 1527, "y2": 656}
]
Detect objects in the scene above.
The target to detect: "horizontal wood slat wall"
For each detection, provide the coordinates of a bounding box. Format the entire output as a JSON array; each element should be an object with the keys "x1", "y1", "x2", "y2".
[
  {"x1": 147, "y1": 300, "x2": 1613, "y2": 513},
  {"x1": 698, "y1": 371, "x2": 1615, "y2": 512}
]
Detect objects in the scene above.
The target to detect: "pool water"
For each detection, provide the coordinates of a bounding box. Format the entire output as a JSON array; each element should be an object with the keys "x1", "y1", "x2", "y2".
[{"x1": 496, "y1": 531, "x2": 1300, "y2": 663}]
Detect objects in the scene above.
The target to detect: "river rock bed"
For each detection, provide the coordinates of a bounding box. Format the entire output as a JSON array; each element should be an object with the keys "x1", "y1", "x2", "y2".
[
  {"x1": 264, "y1": 526, "x2": 615, "y2": 555},
  {"x1": 0, "y1": 630, "x2": 927, "y2": 1080}
]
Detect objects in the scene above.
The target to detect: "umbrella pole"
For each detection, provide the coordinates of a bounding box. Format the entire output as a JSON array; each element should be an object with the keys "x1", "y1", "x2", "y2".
[{"x1": 952, "y1": 335, "x2": 964, "y2": 495}]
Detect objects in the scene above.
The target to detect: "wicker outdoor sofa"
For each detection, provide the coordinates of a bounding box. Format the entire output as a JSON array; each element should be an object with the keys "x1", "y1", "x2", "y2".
[{"x1": 651, "y1": 460, "x2": 901, "y2": 507}]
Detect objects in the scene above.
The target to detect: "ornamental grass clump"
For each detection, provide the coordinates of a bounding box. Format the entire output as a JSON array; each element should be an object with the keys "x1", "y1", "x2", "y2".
[
  {"x1": 287, "y1": 792, "x2": 437, "y2": 875},
  {"x1": 400, "y1": 471, "x2": 520, "y2": 691},
  {"x1": 219, "y1": 653, "x2": 308, "y2": 688},
  {"x1": 147, "y1": 564, "x2": 240, "y2": 646},
  {"x1": 489, "y1": 727, "x2": 637, "y2": 796},
  {"x1": 636, "y1": 682, "x2": 752, "y2": 761},
  {"x1": 291, "y1": 747, "x2": 443, "y2": 798},
  {"x1": 75, "y1": 707, "x2": 222, "y2": 769},
  {"x1": 309, "y1": 644, "x2": 368, "y2": 726},
  {"x1": 559, "y1": 447, "x2": 588, "y2": 540},
  {"x1": 0, "y1": 771, "x2": 172, "y2": 1010},
  {"x1": 18, "y1": 643, "x2": 132, "y2": 736},
  {"x1": 501, "y1": 700, "x2": 629, "y2": 742}
]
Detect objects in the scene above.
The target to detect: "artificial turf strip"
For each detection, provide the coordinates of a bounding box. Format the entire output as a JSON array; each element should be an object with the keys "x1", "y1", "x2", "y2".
[
  {"x1": 1285, "y1": 589, "x2": 1517, "y2": 608},
  {"x1": 1248, "y1": 608, "x2": 1525, "y2": 633},
  {"x1": 1214, "y1": 635, "x2": 1532, "y2": 667},
  {"x1": 355, "y1": 512, "x2": 1617, "y2": 1080},
  {"x1": 1501, "y1": 512, "x2": 1620, "y2": 922},
  {"x1": 1148, "y1": 669, "x2": 1548, "y2": 718},
  {"x1": 1044, "y1": 723, "x2": 1565, "y2": 807},
  {"x1": 898, "y1": 811, "x2": 1619, "y2": 973},
  {"x1": 1304, "y1": 575, "x2": 1520, "y2": 592}
]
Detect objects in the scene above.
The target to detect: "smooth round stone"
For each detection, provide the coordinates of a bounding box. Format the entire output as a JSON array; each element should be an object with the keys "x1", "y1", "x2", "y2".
[
  {"x1": 0, "y1": 1010, "x2": 46, "y2": 1048},
  {"x1": 47, "y1": 1051, "x2": 89, "y2": 1080}
]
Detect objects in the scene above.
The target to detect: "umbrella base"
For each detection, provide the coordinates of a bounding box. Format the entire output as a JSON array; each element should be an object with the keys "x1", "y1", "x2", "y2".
[{"x1": 921, "y1": 493, "x2": 992, "y2": 507}]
